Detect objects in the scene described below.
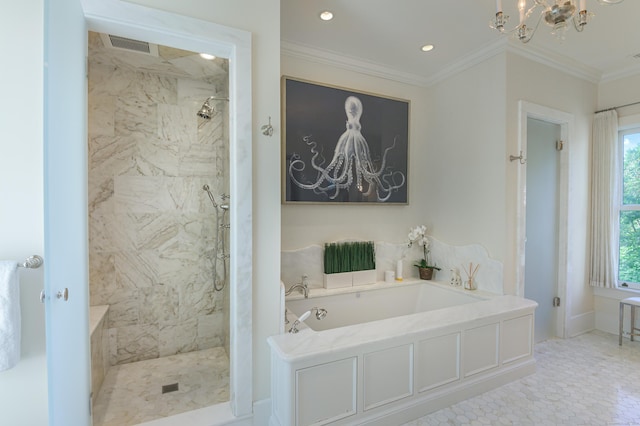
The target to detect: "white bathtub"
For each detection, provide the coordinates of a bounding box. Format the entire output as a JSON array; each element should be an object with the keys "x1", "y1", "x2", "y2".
[
  {"x1": 268, "y1": 280, "x2": 537, "y2": 426},
  {"x1": 285, "y1": 281, "x2": 485, "y2": 332}
]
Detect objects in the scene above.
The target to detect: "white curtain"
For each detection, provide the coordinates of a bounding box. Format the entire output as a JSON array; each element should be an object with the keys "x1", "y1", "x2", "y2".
[{"x1": 589, "y1": 110, "x2": 619, "y2": 288}]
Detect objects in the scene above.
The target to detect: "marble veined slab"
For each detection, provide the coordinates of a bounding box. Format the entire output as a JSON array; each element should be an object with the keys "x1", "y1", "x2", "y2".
[
  {"x1": 282, "y1": 238, "x2": 504, "y2": 295},
  {"x1": 157, "y1": 103, "x2": 196, "y2": 145}
]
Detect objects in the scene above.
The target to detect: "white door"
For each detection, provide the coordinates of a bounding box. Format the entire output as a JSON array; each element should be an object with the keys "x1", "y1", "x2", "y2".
[
  {"x1": 44, "y1": 0, "x2": 92, "y2": 424},
  {"x1": 524, "y1": 118, "x2": 561, "y2": 343}
]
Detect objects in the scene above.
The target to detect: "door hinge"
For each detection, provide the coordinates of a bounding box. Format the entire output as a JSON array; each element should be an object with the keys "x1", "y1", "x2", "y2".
[
  {"x1": 556, "y1": 140, "x2": 564, "y2": 151},
  {"x1": 553, "y1": 296, "x2": 561, "y2": 307}
]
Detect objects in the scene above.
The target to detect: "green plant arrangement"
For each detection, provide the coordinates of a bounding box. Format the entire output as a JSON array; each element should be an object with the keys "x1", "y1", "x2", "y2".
[
  {"x1": 324, "y1": 241, "x2": 375, "y2": 274},
  {"x1": 323, "y1": 241, "x2": 377, "y2": 288},
  {"x1": 408, "y1": 225, "x2": 440, "y2": 280}
]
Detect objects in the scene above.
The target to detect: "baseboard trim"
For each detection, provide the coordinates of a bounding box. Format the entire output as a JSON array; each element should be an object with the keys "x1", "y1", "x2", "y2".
[{"x1": 567, "y1": 310, "x2": 595, "y2": 337}]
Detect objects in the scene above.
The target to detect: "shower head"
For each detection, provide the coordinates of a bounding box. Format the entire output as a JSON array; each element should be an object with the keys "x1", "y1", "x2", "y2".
[
  {"x1": 196, "y1": 96, "x2": 229, "y2": 120},
  {"x1": 197, "y1": 102, "x2": 214, "y2": 120}
]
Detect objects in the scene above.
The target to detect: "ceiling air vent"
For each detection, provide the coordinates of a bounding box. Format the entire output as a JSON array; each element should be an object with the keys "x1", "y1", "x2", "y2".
[{"x1": 100, "y1": 33, "x2": 159, "y2": 57}]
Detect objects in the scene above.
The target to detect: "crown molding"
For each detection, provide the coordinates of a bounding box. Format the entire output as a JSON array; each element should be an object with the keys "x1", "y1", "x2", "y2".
[
  {"x1": 600, "y1": 63, "x2": 640, "y2": 84},
  {"x1": 425, "y1": 38, "x2": 508, "y2": 86},
  {"x1": 505, "y1": 40, "x2": 602, "y2": 83},
  {"x1": 282, "y1": 37, "x2": 613, "y2": 89},
  {"x1": 281, "y1": 40, "x2": 432, "y2": 87}
]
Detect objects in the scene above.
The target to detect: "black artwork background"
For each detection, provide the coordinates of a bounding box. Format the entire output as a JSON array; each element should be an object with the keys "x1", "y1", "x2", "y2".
[{"x1": 283, "y1": 77, "x2": 409, "y2": 204}]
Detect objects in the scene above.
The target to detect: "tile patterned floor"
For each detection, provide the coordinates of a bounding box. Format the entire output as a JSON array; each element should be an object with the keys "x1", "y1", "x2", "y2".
[
  {"x1": 402, "y1": 331, "x2": 640, "y2": 426},
  {"x1": 92, "y1": 347, "x2": 229, "y2": 426}
]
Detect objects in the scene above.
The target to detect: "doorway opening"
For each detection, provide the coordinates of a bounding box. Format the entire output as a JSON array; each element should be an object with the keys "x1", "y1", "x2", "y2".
[
  {"x1": 86, "y1": 30, "x2": 232, "y2": 424},
  {"x1": 40, "y1": 0, "x2": 254, "y2": 423}
]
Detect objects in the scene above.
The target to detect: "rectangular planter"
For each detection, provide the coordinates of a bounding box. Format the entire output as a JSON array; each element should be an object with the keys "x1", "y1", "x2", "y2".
[
  {"x1": 352, "y1": 269, "x2": 377, "y2": 286},
  {"x1": 323, "y1": 272, "x2": 353, "y2": 289},
  {"x1": 323, "y1": 269, "x2": 377, "y2": 289}
]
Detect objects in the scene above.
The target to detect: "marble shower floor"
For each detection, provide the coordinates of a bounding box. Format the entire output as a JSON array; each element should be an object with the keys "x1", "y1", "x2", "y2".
[
  {"x1": 92, "y1": 347, "x2": 229, "y2": 426},
  {"x1": 402, "y1": 330, "x2": 640, "y2": 426}
]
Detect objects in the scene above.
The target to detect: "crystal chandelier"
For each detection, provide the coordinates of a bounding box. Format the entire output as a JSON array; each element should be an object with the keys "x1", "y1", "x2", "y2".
[{"x1": 490, "y1": 0, "x2": 624, "y2": 43}]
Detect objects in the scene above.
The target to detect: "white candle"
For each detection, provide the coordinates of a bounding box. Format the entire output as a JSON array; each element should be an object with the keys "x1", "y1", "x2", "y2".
[
  {"x1": 396, "y1": 260, "x2": 403, "y2": 280},
  {"x1": 518, "y1": 0, "x2": 526, "y2": 24},
  {"x1": 580, "y1": 0, "x2": 586, "y2": 11},
  {"x1": 496, "y1": 0, "x2": 503, "y2": 12},
  {"x1": 385, "y1": 270, "x2": 395, "y2": 283}
]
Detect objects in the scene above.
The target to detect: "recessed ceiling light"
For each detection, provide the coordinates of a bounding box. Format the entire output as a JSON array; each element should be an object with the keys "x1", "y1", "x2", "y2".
[
  {"x1": 199, "y1": 53, "x2": 216, "y2": 60},
  {"x1": 319, "y1": 11, "x2": 334, "y2": 21},
  {"x1": 421, "y1": 44, "x2": 435, "y2": 52}
]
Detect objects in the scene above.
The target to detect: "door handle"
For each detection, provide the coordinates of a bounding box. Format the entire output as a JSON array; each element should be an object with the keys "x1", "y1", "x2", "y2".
[
  {"x1": 57, "y1": 288, "x2": 69, "y2": 301},
  {"x1": 39, "y1": 288, "x2": 69, "y2": 302}
]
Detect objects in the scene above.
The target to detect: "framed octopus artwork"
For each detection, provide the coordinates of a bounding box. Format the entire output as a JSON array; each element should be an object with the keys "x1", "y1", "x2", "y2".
[{"x1": 282, "y1": 76, "x2": 410, "y2": 204}]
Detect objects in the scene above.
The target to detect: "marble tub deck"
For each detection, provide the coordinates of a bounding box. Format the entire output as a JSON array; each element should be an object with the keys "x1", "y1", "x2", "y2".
[{"x1": 92, "y1": 347, "x2": 229, "y2": 426}]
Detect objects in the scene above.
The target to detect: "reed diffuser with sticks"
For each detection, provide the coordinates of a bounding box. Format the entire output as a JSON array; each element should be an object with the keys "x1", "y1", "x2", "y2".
[{"x1": 462, "y1": 262, "x2": 480, "y2": 290}]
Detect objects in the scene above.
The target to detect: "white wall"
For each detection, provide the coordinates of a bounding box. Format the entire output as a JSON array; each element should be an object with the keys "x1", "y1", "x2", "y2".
[
  {"x1": 424, "y1": 54, "x2": 507, "y2": 262},
  {"x1": 0, "y1": 0, "x2": 48, "y2": 424},
  {"x1": 506, "y1": 54, "x2": 597, "y2": 334},
  {"x1": 280, "y1": 56, "x2": 431, "y2": 250},
  {"x1": 598, "y1": 74, "x2": 640, "y2": 118}
]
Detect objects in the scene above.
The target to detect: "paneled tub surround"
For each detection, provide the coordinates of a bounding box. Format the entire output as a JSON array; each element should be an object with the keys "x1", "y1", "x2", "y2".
[{"x1": 268, "y1": 281, "x2": 537, "y2": 426}]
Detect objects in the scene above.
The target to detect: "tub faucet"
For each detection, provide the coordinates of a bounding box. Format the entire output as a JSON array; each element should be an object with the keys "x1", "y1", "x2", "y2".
[{"x1": 285, "y1": 274, "x2": 309, "y2": 298}]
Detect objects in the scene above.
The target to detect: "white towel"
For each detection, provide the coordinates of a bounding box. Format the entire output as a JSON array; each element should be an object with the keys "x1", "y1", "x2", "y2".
[{"x1": 0, "y1": 261, "x2": 20, "y2": 371}]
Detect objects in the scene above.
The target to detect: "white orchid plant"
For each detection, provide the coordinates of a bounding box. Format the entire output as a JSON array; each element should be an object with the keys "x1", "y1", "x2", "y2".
[{"x1": 408, "y1": 225, "x2": 440, "y2": 270}]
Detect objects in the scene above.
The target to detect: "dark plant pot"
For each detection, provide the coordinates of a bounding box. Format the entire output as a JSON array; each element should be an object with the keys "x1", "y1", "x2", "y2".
[{"x1": 418, "y1": 267, "x2": 435, "y2": 280}]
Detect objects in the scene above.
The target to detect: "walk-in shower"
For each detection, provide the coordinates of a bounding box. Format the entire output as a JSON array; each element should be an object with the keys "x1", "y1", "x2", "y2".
[
  {"x1": 203, "y1": 183, "x2": 230, "y2": 292},
  {"x1": 87, "y1": 31, "x2": 231, "y2": 425}
]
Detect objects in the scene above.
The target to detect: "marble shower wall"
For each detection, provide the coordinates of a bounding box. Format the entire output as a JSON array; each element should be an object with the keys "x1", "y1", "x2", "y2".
[{"x1": 87, "y1": 59, "x2": 230, "y2": 365}]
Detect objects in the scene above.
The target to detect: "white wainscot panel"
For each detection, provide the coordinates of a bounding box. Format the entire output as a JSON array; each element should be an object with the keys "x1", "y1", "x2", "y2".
[
  {"x1": 501, "y1": 314, "x2": 533, "y2": 364},
  {"x1": 296, "y1": 357, "x2": 357, "y2": 425},
  {"x1": 363, "y1": 344, "x2": 414, "y2": 411},
  {"x1": 416, "y1": 332, "x2": 460, "y2": 392},
  {"x1": 463, "y1": 323, "x2": 499, "y2": 377}
]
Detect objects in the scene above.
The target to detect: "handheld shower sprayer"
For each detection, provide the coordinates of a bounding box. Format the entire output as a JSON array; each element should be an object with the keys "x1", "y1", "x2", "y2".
[
  {"x1": 203, "y1": 183, "x2": 230, "y2": 292},
  {"x1": 289, "y1": 311, "x2": 311, "y2": 334},
  {"x1": 288, "y1": 307, "x2": 328, "y2": 333},
  {"x1": 203, "y1": 184, "x2": 217, "y2": 208}
]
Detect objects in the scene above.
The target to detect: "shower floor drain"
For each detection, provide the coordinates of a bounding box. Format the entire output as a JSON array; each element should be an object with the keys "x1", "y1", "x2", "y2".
[{"x1": 162, "y1": 383, "x2": 179, "y2": 394}]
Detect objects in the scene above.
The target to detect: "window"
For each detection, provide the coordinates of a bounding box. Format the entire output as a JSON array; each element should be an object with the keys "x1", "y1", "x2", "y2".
[{"x1": 618, "y1": 127, "x2": 640, "y2": 289}]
